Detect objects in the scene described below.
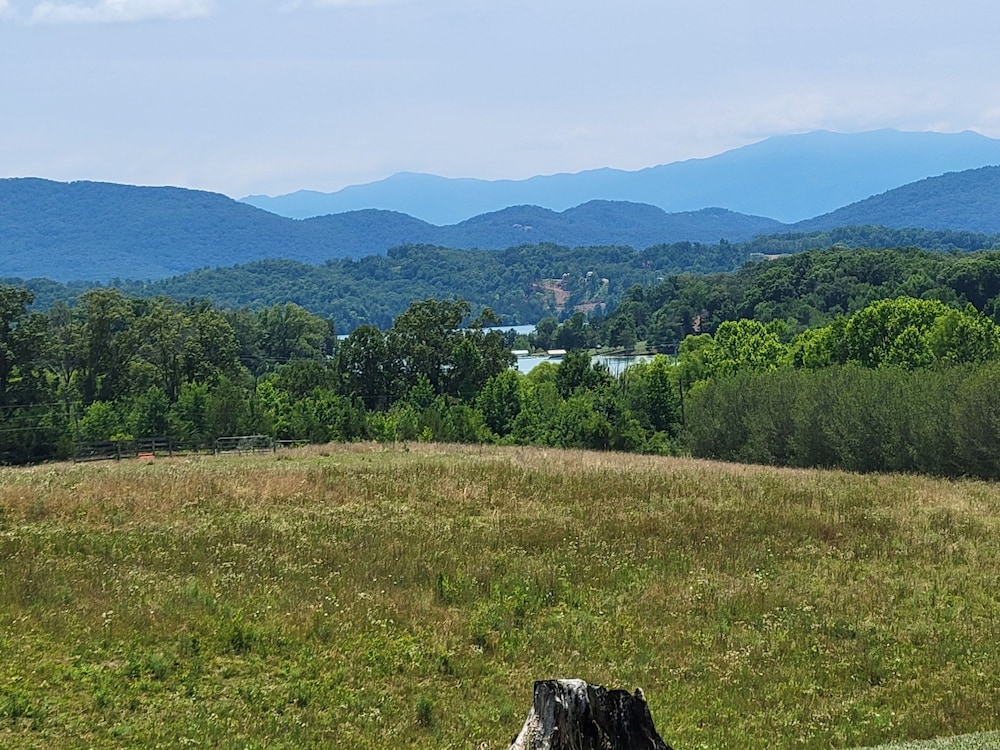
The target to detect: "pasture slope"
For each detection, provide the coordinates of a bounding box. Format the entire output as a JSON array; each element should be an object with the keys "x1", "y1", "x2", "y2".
[
  {"x1": 1, "y1": 443, "x2": 999, "y2": 748},
  {"x1": 857, "y1": 733, "x2": 1000, "y2": 750}
]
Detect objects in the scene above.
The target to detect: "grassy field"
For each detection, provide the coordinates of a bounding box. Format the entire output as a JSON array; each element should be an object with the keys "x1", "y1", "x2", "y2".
[
  {"x1": 1, "y1": 443, "x2": 999, "y2": 749},
  {"x1": 859, "y1": 734, "x2": 1000, "y2": 750}
]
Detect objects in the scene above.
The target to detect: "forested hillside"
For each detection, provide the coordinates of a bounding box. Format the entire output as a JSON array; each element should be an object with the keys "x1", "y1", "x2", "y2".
[
  {"x1": 8, "y1": 244, "x2": 1000, "y2": 477},
  {"x1": 10, "y1": 228, "x2": 1000, "y2": 332},
  {"x1": 436, "y1": 202, "x2": 782, "y2": 247},
  {"x1": 0, "y1": 178, "x2": 348, "y2": 280},
  {"x1": 0, "y1": 178, "x2": 778, "y2": 281},
  {"x1": 7, "y1": 242, "x2": 754, "y2": 330},
  {"x1": 594, "y1": 245, "x2": 1000, "y2": 349},
  {"x1": 795, "y1": 166, "x2": 1000, "y2": 233}
]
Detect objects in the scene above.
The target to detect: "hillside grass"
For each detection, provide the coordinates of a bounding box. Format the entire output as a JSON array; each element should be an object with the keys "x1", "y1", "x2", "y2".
[
  {"x1": 1, "y1": 443, "x2": 999, "y2": 748},
  {"x1": 857, "y1": 734, "x2": 1000, "y2": 750}
]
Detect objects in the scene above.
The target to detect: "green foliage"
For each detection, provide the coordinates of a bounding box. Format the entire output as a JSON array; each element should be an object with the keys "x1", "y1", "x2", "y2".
[
  {"x1": 621, "y1": 356, "x2": 681, "y2": 434},
  {"x1": 77, "y1": 401, "x2": 124, "y2": 443},
  {"x1": 475, "y1": 370, "x2": 523, "y2": 438},
  {"x1": 338, "y1": 325, "x2": 395, "y2": 410},
  {"x1": 685, "y1": 364, "x2": 994, "y2": 477},
  {"x1": 258, "y1": 302, "x2": 335, "y2": 363},
  {"x1": 950, "y1": 363, "x2": 1000, "y2": 478},
  {"x1": 843, "y1": 297, "x2": 951, "y2": 368},
  {"x1": 597, "y1": 245, "x2": 1000, "y2": 351},
  {"x1": 128, "y1": 386, "x2": 171, "y2": 438},
  {"x1": 704, "y1": 319, "x2": 789, "y2": 378},
  {"x1": 11, "y1": 253, "x2": 1000, "y2": 478},
  {"x1": 16, "y1": 238, "x2": 752, "y2": 331}
]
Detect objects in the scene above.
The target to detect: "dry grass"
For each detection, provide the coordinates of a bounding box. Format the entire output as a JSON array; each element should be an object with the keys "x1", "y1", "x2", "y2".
[{"x1": 1, "y1": 443, "x2": 999, "y2": 748}]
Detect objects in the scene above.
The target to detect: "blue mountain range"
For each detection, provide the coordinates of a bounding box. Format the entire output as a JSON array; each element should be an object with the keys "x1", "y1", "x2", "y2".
[
  {"x1": 241, "y1": 129, "x2": 1000, "y2": 224},
  {"x1": 5, "y1": 129, "x2": 1000, "y2": 283}
]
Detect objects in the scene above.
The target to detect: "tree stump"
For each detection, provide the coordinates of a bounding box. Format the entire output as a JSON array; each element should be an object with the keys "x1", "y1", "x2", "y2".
[{"x1": 508, "y1": 679, "x2": 674, "y2": 750}]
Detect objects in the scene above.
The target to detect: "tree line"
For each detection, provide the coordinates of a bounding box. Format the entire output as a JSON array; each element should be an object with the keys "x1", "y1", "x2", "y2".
[
  {"x1": 678, "y1": 295, "x2": 1000, "y2": 478},
  {"x1": 8, "y1": 243, "x2": 1000, "y2": 478},
  {"x1": 0, "y1": 287, "x2": 684, "y2": 465}
]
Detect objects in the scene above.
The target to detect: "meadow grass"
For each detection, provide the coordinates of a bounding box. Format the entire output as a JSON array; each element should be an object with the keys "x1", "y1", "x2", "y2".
[
  {"x1": 1, "y1": 443, "x2": 999, "y2": 748},
  {"x1": 857, "y1": 734, "x2": 1000, "y2": 750}
]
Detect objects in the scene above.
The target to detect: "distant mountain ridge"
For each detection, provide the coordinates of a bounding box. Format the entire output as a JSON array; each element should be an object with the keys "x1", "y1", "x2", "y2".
[
  {"x1": 0, "y1": 178, "x2": 781, "y2": 282},
  {"x1": 6, "y1": 153, "x2": 1000, "y2": 283},
  {"x1": 300, "y1": 202, "x2": 780, "y2": 259},
  {"x1": 242, "y1": 130, "x2": 1000, "y2": 224},
  {"x1": 0, "y1": 178, "x2": 340, "y2": 281}
]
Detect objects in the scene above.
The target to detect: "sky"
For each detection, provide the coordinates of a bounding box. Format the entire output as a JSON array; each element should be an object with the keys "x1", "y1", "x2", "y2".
[{"x1": 2, "y1": 0, "x2": 1000, "y2": 198}]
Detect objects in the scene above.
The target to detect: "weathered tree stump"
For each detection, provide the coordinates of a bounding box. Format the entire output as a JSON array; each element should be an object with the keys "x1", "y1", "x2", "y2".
[{"x1": 508, "y1": 679, "x2": 673, "y2": 750}]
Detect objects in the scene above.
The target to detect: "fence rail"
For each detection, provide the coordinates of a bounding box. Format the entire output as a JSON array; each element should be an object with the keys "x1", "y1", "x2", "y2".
[
  {"x1": 73, "y1": 440, "x2": 136, "y2": 463},
  {"x1": 73, "y1": 437, "x2": 180, "y2": 463},
  {"x1": 73, "y1": 435, "x2": 283, "y2": 462},
  {"x1": 214, "y1": 435, "x2": 276, "y2": 455}
]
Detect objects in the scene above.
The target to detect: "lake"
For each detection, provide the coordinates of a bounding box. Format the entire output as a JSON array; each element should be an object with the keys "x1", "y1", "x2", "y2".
[{"x1": 513, "y1": 352, "x2": 654, "y2": 375}]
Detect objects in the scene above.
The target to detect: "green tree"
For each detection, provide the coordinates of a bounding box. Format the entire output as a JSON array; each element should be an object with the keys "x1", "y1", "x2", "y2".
[
  {"x1": 622, "y1": 355, "x2": 681, "y2": 434},
  {"x1": 78, "y1": 289, "x2": 136, "y2": 405},
  {"x1": 694, "y1": 319, "x2": 788, "y2": 379},
  {"x1": 183, "y1": 301, "x2": 241, "y2": 385},
  {"x1": 0, "y1": 286, "x2": 63, "y2": 463},
  {"x1": 926, "y1": 305, "x2": 1000, "y2": 364},
  {"x1": 843, "y1": 297, "x2": 948, "y2": 368},
  {"x1": 510, "y1": 376, "x2": 561, "y2": 445},
  {"x1": 553, "y1": 312, "x2": 591, "y2": 350},
  {"x1": 0, "y1": 286, "x2": 47, "y2": 408},
  {"x1": 128, "y1": 386, "x2": 172, "y2": 438},
  {"x1": 476, "y1": 370, "x2": 523, "y2": 438},
  {"x1": 77, "y1": 400, "x2": 125, "y2": 442},
  {"x1": 169, "y1": 381, "x2": 211, "y2": 446},
  {"x1": 532, "y1": 316, "x2": 559, "y2": 351},
  {"x1": 449, "y1": 337, "x2": 484, "y2": 402},
  {"x1": 209, "y1": 376, "x2": 253, "y2": 438},
  {"x1": 338, "y1": 324, "x2": 396, "y2": 410},
  {"x1": 132, "y1": 298, "x2": 190, "y2": 402},
  {"x1": 554, "y1": 351, "x2": 610, "y2": 399},
  {"x1": 258, "y1": 302, "x2": 333, "y2": 364},
  {"x1": 43, "y1": 299, "x2": 85, "y2": 400},
  {"x1": 607, "y1": 312, "x2": 638, "y2": 352},
  {"x1": 388, "y1": 299, "x2": 471, "y2": 394},
  {"x1": 951, "y1": 364, "x2": 1000, "y2": 478}
]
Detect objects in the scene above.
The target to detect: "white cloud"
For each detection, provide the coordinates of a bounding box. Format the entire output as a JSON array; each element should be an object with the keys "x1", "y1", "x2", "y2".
[
  {"x1": 30, "y1": 0, "x2": 214, "y2": 24},
  {"x1": 0, "y1": 0, "x2": 14, "y2": 18}
]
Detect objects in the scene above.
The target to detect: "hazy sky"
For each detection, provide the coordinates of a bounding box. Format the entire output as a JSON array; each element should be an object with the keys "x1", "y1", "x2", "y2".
[{"x1": 2, "y1": 0, "x2": 999, "y2": 198}]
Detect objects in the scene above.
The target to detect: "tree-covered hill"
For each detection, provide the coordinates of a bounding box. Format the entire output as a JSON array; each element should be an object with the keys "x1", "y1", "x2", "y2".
[
  {"x1": 13, "y1": 242, "x2": 751, "y2": 330},
  {"x1": 0, "y1": 178, "x2": 352, "y2": 281},
  {"x1": 795, "y1": 166, "x2": 1000, "y2": 234},
  {"x1": 11, "y1": 228, "x2": 1000, "y2": 332},
  {"x1": 593, "y1": 245, "x2": 1000, "y2": 351},
  {"x1": 437, "y1": 202, "x2": 783, "y2": 247},
  {"x1": 0, "y1": 178, "x2": 781, "y2": 282}
]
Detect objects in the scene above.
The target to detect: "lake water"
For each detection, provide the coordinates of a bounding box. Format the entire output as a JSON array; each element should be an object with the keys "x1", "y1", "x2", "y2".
[
  {"x1": 513, "y1": 353, "x2": 653, "y2": 375},
  {"x1": 592, "y1": 354, "x2": 654, "y2": 376},
  {"x1": 485, "y1": 324, "x2": 536, "y2": 337}
]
